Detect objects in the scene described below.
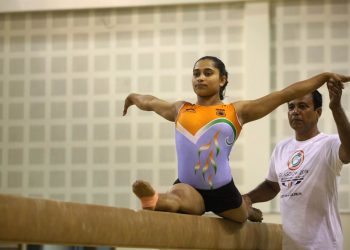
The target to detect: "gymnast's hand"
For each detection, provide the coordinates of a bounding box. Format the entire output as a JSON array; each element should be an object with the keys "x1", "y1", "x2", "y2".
[
  {"x1": 123, "y1": 94, "x2": 134, "y2": 116},
  {"x1": 327, "y1": 73, "x2": 350, "y2": 88}
]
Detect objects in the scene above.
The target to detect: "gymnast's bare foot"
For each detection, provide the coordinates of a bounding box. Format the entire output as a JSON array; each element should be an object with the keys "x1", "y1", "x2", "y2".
[
  {"x1": 242, "y1": 195, "x2": 263, "y2": 222},
  {"x1": 132, "y1": 180, "x2": 158, "y2": 210},
  {"x1": 248, "y1": 207, "x2": 263, "y2": 222}
]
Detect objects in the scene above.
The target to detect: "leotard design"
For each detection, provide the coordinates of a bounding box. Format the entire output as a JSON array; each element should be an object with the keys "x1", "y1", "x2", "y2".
[{"x1": 175, "y1": 102, "x2": 242, "y2": 189}]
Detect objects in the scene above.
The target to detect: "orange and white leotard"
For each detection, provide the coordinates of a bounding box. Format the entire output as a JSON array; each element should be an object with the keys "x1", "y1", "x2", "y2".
[{"x1": 175, "y1": 102, "x2": 242, "y2": 190}]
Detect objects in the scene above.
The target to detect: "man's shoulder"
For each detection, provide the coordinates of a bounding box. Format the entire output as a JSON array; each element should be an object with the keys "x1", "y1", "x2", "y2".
[
  {"x1": 314, "y1": 133, "x2": 340, "y2": 143},
  {"x1": 278, "y1": 133, "x2": 339, "y2": 143},
  {"x1": 275, "y1": 137, "x2": 294, "y2": 147},
  {"x1": 275, "y1": 133, "x2": 340, "y2": 150}
]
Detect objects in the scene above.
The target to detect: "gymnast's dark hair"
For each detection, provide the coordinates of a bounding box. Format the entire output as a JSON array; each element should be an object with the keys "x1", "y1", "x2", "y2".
[
  {"x1": 194, "y1": 56, "x2": 228, "y2": 100},
  {"x1": 312, "y1": 90, "x2": 322, "y2": 110}
]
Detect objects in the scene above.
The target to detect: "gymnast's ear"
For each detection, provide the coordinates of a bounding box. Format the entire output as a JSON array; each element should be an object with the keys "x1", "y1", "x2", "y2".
[{"x1": 220, "y1": 75, "x2": 227, "y2": 87}]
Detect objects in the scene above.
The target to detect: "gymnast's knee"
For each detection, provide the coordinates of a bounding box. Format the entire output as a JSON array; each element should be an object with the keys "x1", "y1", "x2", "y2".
[{"x1": 168, "y1": 185, "x2": 205, "y2": 214}]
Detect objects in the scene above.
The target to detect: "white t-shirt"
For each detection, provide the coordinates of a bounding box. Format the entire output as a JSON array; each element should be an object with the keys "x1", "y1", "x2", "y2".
[{"x1": 267, "y1": 133, "x2": 343, "y2": 250}]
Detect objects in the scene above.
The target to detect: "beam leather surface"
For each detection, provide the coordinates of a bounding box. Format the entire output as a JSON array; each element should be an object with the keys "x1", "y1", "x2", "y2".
[{"x1": 0, "y1": 194, "x2": 282, "y2": 249}]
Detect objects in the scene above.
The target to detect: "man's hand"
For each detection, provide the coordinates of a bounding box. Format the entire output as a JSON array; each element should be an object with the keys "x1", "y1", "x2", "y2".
[
  {"x1": 327, "y1": 80, "x2": 343, "y2": 110},
  {"x1": 242, "y1": 195, "x2": 263, "y2": 222}
]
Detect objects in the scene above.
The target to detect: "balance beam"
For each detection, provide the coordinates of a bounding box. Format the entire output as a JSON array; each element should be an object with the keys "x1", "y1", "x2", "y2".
[{"x1": 0, "y1": 194, "x2": 282, "y2": 249}]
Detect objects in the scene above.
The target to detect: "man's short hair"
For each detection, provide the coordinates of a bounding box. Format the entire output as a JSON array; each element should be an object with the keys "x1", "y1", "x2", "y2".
[{"x1": 312, "y1": 90, "x2": 322, "y2": 110}]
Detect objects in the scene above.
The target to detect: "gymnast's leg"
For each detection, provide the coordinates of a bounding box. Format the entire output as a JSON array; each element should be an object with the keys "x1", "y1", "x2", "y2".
[
  {"x1": 216, "y1": 202, "x2": 248, "y2": 223},
  {"x1": 132, "y1": 180, "x2": 205, "y2": 215},
  {"x1": 205, "y1": 180, "x2": 262, "y2": 223},
  {"x1": 216, "y1": 198, "x2": 263, "y2": 223}
]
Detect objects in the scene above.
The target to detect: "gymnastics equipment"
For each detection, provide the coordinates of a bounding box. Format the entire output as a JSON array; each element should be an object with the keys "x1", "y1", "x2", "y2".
[{"x1": 0, "y1": 194, "x2": 282, "y2": 249}]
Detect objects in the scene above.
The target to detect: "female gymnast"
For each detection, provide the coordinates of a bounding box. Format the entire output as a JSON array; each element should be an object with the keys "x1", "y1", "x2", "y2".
[{"x1": 123, "y1": 56, "x2": 349, "y2": 223}]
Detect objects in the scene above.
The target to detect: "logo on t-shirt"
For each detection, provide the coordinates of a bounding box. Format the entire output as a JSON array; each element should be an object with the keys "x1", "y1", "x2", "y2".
[
  {"x1": 288, "y1": 150, "x2": 304, "y2": 171},
  {"x1": 279, "y1": 150, "x2": 307, "y2": 191},
  {"x1": 280, "y1": 169, "x2": 308, "y2": 190}
]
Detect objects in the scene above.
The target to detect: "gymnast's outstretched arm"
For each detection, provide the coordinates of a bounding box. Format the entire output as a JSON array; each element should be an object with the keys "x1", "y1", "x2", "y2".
[
  {"x1": 234, "y1": 72, "x2": 350, "y2": 125},
  {"x1": 123, "y1": 93, "x2": 184, "y2": 122}
]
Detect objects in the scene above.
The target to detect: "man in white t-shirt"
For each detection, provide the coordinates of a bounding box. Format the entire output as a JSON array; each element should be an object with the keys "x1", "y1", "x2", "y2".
[{"x1": 243, "y1": 81, "x2": 350, "y2": 250}]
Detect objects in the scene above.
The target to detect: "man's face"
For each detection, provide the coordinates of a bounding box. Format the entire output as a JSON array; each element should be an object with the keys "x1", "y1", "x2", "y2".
[{"x1": 287, "y1": 94, "x2": 321, "y2": 133}]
